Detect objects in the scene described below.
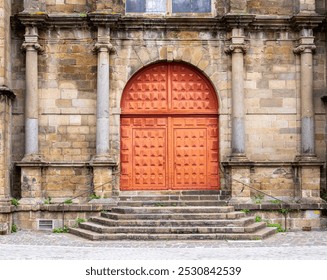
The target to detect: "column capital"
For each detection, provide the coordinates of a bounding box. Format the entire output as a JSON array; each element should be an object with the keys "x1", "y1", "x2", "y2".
[
  {"x1": 21, "y1": 26, "x2": 44, "y2": 53},
  {"x1": 293, "y1": 44, "x2": 316, "y2": 55},
  {"x1": 93, "y1": 42, "x2": 115, "y2": 53},
  {"x1": 225, "y1": 44, "x2": 248, "y2": 55},
  {"x1": 21, "y1": 41, "x2": 44, "y2": 53}
]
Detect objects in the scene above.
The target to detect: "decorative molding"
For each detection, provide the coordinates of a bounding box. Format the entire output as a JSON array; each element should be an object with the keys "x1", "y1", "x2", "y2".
[
  {"x1": 291, "y1": 14, "x2": 325, "y2": 30},
  {"x1": 93, "y1": 42, "x2": 115, "y2": 53},
  {"x1": 0, "y1": 86, "x2": 16, "y2": 100},
  {"x1": 222, "y1": 14, "x2": 256, "y2": 29},
  {"x1": 225, "y1": 44, "x2": 248, "y2": 54},
  {"x1": 293, "y1": 44, "x2": 316, "y2": 54}
]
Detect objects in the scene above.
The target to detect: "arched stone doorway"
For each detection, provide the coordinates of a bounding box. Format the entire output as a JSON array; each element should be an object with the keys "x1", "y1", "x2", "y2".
[{"x1": 120, "y1": 62, "x2": 219, "y2": 191}]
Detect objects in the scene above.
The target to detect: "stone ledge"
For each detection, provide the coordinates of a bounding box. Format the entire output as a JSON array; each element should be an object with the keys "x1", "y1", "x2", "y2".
[
  {"x1": 15, "y1": 160, "x2": 118, "y2": 168},
  {"x1": 222, "y1": 160, "x2": 324, "y2": 167},
  {"x1": 0, "y1": 206, "x2": 14, "y2": 213},
  {"x1": 10, "y1": 204, "x2": 114, "y2": 213},
  {"x1": 232, "y1": 202, "x2": 327, "y2": 211}
]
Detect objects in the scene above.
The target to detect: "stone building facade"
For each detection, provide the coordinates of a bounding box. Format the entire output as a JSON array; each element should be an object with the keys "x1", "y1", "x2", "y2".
[{"x1": 1, "y1": 0, "x2": 327, "y2": 233}]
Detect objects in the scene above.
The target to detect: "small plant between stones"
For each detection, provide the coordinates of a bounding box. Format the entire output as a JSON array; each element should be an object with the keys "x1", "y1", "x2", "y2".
[
  {"x1": 53, "y1": 226, "x2": 69, "y2": 233},
  {"x1": 252, "y1": 194, "x2": 264, "y2": 204},
  {"x1": 89, "y1": 194, "x2": 101, "y2": 200},
  {"x1": 11, "y1": 198, "x2": 19, "y2": 207},
  {"x1": 64, "y1": 199, "x2": 73, "y2": 204},
  {"x1": 267, "y1": 223, "x2": 286, "y2": 233},
  {"x1": 44, "y1": 197, "x2": 52, "y2": 205},
  {"x1": 241, "y1": 209, "x2": 250, "y2": 214},
  {"x1": 11, "y1": 224, "x2": 17, "y2": 233},
  {"x1": 75, "y1": 218, "x2": 86, "y2": 226},
  {"x1": 255, "y1": 216, "x2": 262, "y2": 222}
]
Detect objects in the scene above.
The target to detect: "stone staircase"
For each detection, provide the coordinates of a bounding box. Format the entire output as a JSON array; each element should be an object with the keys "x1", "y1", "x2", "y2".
[{"x1": 69, "y1": 191, "x2": 276, "y2": 240}]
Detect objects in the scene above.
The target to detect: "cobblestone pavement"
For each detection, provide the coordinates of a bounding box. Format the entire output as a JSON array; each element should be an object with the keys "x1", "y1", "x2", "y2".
[{"x1": 0, "y1": 230, "x2": 327, "y2": 260}]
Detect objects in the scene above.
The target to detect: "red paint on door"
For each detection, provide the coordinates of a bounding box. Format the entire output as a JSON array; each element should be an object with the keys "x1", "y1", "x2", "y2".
[{"x1": 121, "y1": 63, "x2": 219, "y2": 190}]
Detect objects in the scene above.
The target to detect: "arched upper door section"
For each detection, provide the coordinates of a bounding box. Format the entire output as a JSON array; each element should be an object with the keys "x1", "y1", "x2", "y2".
[
  {"x1": 120, "y1": 62, "x2": 219, "y2": 191},
  {"x1": 121, "y1": 62, "x2": 218, "y2": 115}
]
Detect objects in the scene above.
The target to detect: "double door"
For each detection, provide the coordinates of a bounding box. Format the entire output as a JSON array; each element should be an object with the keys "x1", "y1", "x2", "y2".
[{"x1": 120, "y1": 115, "x2": 219, "y2": 190}]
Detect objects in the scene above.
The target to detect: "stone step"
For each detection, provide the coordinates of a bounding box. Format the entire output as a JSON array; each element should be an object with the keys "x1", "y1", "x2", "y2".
[
  {"x1": 89, "y1": 216, "x2": 254, "y2": 227},
  {"x1": 102, "y1": 211, "x2": 245, "y2": 220},
  {"x1": 118, "y1": 200, "x2": 228, "y2": 207},
  {"x1": 69, "y1": 226, "x2": 276, "y2": 241},
  {"x1": 118, "y1": 195, "x2": 229, "y2": 202},
  {"x1": 111, "y1": 206, "x2": 235, "y2": 214},
  {"x1": 118, "y1": 190, "x2": 227, "y2": 196},
  {"x1": 79, "y1": 221, "x2": 267, "y2": 234}
]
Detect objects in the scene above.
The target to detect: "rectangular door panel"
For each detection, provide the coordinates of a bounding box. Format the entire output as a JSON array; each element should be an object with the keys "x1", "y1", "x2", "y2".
[
  {"x1": 132, "y1": 128, "x2": 167, "y2": 189},
  {"x1": 173, "y1": 127, "x2": 207, "y2": 189}
]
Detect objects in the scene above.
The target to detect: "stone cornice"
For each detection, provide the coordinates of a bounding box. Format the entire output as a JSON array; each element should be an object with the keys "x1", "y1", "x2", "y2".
[
  {"x1": 291, "y1": 14, "x2": 325, "y2": 30},
  {"x1": 12, "y1": 13, "x2": 327, "y2": 32},
  {"x1": 15, "y1": 12, "x2": 48, "y2": 27},
  {"x1": 0, "y1": 86, "x2": 16, "y2": 100},
  {"x1": 88, "y1": 12, "x2": 121, "y2": 27},
  {"x1": 222, "y1": 14, "x2": 256, "y2": 29}
]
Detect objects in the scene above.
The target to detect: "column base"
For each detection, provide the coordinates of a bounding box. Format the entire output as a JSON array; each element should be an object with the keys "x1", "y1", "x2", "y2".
[
  {"x1": 22, "y1": 154, "x2": 42, "y2": 162},
  {"x1": 293, "y1": 156, "x2": 323, "y2": 201},
  {"x1": 90, "y1": 157, "x2": 118, "y2": 199},
  {"x1": 229, "y1": 153, "x2": 248, "y2": 162},
  {"x1": 91, "y1": 154, "x2": 115, "y2": 163},
  {"x1": 16, "y1": 162, "x2": 43, "y2": 205},
  {"x1": 222, "y1": 158, "x2": 251, "y2": 201}
]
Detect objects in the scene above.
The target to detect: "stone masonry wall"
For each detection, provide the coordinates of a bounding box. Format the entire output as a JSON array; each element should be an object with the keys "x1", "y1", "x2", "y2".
[
  {"x1": 9, "y1": 1, "x2": 327, "y2": 200},
  {"x1": 38, "y1": 28, "x2": 96, "y2": 162}
]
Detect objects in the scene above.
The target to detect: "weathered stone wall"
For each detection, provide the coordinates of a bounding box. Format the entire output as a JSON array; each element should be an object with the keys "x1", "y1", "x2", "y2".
[
  {"x1": 46, "y1": 0, "x2": 94, "y2": 13},
  {"x1": 42, "y1": 167, "x2": 92, "y2": 201},
  {"x1": 38, "y1": 29, "x2": 96, "y2": 162},
  {"x1": 247, "y1": 0, "x2": 297, "y2": 15},
  {"x1": 246, "y1": 210, "x2": 327, "y2": 230},
  {"x1": 245, "y1": 31, "x2": 299, "y2": 161},
  {"x1": 8, "y1": 1, "x2": 327, "y2": 203}
]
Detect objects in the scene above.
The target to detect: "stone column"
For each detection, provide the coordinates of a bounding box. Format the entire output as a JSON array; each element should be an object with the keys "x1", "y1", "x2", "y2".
[
  {"x1": 294, "y1": 29, "x2": 316, "y2": 157},
  {"x1": 91, "y1": 26, "x2": 117, "y2": 201},
  {"x1": 224, "y1": 28, "x2": 251, "y2": 203},
  {"x1": 225, "y1": 28, "x2": 247, "y2": 159},
  {"x1": 21, "y1": 26, "x2": 43, "y2": 161},
  {"x1": 18, "y1": 26, "x2": 44, "y2": 205},
  {"x1": 293, "y1": 29, "x2": 323, "y2": 202},
  {"x1": 93, "y1": 27, "x2": 113, "y2": 160}
]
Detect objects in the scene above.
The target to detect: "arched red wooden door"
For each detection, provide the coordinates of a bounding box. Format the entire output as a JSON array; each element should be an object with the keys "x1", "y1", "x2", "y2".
[{"x1": 120, "y1": 62, "x2": 219, "y2": 190}]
